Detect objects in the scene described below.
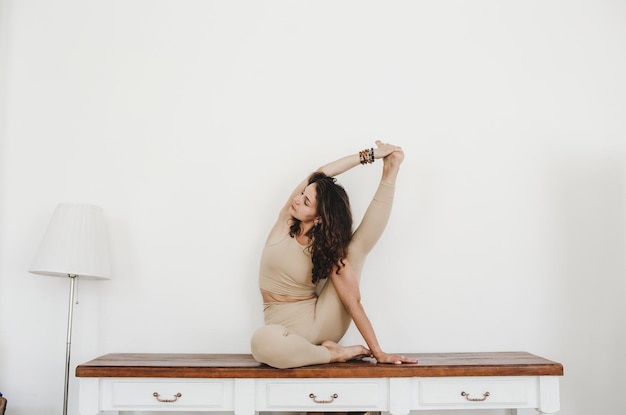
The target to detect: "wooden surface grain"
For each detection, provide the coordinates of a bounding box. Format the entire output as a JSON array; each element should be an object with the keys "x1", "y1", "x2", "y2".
[{"x1": 76, "y1": 351, "x2": 563, "y2": 378}]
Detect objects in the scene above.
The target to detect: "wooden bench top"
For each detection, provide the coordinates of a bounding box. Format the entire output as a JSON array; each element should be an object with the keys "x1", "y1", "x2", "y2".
[{"x1": 76, "y1": 351, "x2": 563, "y2": 379}]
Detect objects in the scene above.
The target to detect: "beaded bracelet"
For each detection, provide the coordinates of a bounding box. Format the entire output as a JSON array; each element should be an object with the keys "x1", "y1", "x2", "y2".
[{"x1": 359, "y1": 148, "x2": 375, "y2": 164}]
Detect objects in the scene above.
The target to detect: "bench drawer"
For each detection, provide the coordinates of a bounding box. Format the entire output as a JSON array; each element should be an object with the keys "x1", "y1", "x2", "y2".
[
  {"x1": 413, "y1": 377, "x2": 537, "y2": 409},
  {"x1": 101, "y1": 378, "x2": 233, "y2": 410},
  {"x1": 257, "y1": 379, "x2": 388, "y2": 411}
]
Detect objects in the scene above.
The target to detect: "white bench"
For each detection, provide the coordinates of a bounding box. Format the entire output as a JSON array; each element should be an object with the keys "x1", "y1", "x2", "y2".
[{"x1": 76, "y1": 351, "x2": 563, "y2": 414}]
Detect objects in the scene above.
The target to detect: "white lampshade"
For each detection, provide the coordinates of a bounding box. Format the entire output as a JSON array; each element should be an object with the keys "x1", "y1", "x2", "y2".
[{"x1": 29, "y1": 203, "x2": 111, "y2": 280}]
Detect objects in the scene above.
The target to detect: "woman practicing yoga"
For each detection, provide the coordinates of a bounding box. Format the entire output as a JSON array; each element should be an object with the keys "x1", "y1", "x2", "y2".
[{"x1": 250, "y1": 140, "x2": 417, "y2": 369}]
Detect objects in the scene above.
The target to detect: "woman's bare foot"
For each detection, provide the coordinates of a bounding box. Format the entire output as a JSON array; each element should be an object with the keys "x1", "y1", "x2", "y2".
[{"x1": 322, "y1": 340, "x2": 371, "y2": 363}]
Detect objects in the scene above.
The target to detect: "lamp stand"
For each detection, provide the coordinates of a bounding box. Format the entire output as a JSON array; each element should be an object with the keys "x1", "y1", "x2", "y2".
[{"x1": 63, "y1": 274, "x2": 78, "y2": 415}]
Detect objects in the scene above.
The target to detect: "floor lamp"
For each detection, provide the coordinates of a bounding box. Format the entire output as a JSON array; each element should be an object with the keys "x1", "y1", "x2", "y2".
[{"x1": 29, "y1": 203, "x2": 111, "y2": 415}]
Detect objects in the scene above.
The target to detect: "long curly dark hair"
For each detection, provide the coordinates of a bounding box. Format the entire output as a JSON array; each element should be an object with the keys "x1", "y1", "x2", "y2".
[{"x1": 289, "y1": 172, "x2": 353, "y2": 284}]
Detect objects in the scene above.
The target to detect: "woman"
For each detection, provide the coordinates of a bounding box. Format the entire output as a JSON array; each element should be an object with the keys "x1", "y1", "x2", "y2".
[{"x1": 250, "y1": 140, "x2": 417, "y2": 369}]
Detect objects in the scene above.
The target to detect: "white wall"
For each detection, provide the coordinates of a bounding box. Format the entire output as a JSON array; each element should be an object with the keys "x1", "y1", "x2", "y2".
[{"x1": 1, "y1": 1, "x2": 625, "y2": 414}]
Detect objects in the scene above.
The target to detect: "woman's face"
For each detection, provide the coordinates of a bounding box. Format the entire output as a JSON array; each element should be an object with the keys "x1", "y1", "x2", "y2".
[{"x1": 290, "y1": 183, "x2": 319, "y2": 223}]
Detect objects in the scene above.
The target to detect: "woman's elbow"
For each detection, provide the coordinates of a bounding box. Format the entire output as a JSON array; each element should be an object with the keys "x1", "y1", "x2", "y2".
[{"x1": 343, "y1": 298, "x2": 363, "y2": 313}]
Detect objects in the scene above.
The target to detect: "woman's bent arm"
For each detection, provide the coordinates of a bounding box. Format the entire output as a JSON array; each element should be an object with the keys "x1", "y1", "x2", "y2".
[
  {"x1": 267, "y1": 141, "x2": 402, "y2": 243},
  {"x1": 283, "y1": 141, "x2": 401, "y2": 213}
]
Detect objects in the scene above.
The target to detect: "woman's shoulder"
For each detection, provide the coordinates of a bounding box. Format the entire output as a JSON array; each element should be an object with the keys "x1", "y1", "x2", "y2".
[
  {"x1": 265, "y1": 217, "x2": 292, "y2": 246},
  {"x1": 265, "y1": 232, "x2": 290, "y2": 246}
]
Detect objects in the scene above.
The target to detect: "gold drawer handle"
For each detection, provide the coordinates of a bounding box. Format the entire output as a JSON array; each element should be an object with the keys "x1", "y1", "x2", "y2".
[
  {"x1": 461, "y1": 391, "x2": 490, "y2": 402},
  {"x1": 153, "y1": 392, "x2": 182, "y2": 403},
  {"x1": 309, "y1": 393, "x2": 339, "y2": 404}
]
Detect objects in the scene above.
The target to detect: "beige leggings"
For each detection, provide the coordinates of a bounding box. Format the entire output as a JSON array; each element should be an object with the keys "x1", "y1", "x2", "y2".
[{"x1": 250, "y1": 183, "x2": 395, "y2": 369}]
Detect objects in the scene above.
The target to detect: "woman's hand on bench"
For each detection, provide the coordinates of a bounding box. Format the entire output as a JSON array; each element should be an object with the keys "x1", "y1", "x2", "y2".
[{"x1": 374, "y1": 352, "x2": 418, "y2": 365}]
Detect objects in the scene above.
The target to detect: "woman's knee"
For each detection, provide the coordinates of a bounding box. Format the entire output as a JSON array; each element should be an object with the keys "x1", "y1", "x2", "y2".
[{"x1": 250, "y1": 324, "x2": 287, "y2": 364}]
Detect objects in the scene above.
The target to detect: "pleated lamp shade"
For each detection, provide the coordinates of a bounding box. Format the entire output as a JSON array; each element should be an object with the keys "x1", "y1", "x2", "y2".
[{"x1": 29, "y1": 203, "x2": 111, "y2": 280}]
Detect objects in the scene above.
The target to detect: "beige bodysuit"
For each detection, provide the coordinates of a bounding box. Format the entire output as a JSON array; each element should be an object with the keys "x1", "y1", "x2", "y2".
[
  {"x1": 258, "y1": 234, "x2": 316, "y2": 298},
  {"x1": 251, "y1": 182, "x2": 395, "y2": 368}
]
